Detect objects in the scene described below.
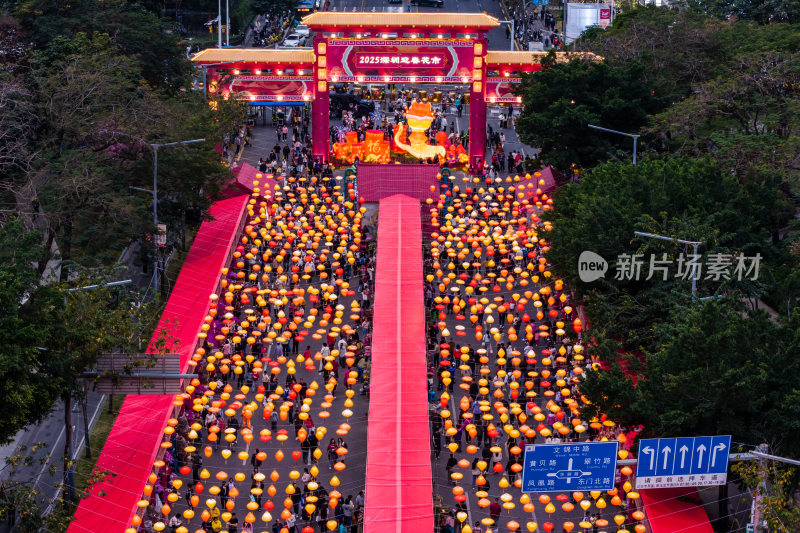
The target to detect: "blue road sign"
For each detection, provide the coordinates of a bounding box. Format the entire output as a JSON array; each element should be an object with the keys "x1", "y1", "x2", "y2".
[
  {"x1": 521, "y1": 442, "x2": 618, "y2": 493},
  {"x1": 636, "y1": 435, "x2": 731, "y2": 489}
]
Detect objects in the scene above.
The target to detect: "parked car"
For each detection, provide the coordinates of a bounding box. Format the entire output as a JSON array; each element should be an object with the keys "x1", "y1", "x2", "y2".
[
  {"x1": 294, "y1": 24, "x2": 311, "y2": 38},
  {"x1": 411, "y1": 0, "x2": 443, "y2": 6},
  {"x1": 388, "y1": 0, "x2": 402, "y2": 4},
  {"x1": 283, "y1": 33, "x2": 305, "y2": 47}
]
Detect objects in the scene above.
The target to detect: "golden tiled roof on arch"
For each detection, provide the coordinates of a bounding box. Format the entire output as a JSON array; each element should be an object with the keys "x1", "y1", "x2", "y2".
[
  {"x1": 191, "y1": 49, "x2": 315, "y2": 65},
  {"x1": 485, "y1": 51, "x2": 602, "y2": 66},
  {"x1": 301, "y1": 12, "x2": 499, "y2": 30}
]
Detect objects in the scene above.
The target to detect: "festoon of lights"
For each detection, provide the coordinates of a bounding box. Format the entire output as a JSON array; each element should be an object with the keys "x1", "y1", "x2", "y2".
[
  {"x1": 423, "y1": 172, "x2": 647, "y2": 533},
  {"x1": 127, "y1": 174, "x2": 370, "y2": 533}
]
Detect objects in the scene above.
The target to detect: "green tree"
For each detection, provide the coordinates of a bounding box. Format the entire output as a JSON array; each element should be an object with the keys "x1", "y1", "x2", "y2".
[
  {"x1": 646, "y1": 51, "x2": 800, "y2": 180},
  {"x1": 26, "y1": 270, "x2": 165, "y2": 501},
  {"x1": 0, "y1": 221, "x2": 62, "y2": 443},
  {"x1": 732, "y1": 461, "x2": 800, "y2": 533},
  {"x1": 689, "y1": 0, "x2": 800, "y2": 24},
  {"x1": 544, "y1": 155, "x2": 792, "y2": 416},
  {"x1": 21, "y1": 32, "x2": 237, "y2": 269},
  {"x1": 14, "y1": 0, "x2": 193, "y2": 89},
  {"x1": 579, "y1": 7, "x2": 800, "y2": 108},
  {"x1": 580, "y1": 299, "x2": 800, "y2": 458},
  {"x1": 515, "y1": 56, "x2": 660, "y2": 169}
]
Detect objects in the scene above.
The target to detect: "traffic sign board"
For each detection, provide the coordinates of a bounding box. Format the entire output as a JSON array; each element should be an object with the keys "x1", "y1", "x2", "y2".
[
  {"x1": 636, "y1": 435, "x2": 731, "y2": 489},
  {"x1": 522, "y1": 442, "x2": 618, "y2": 493}
]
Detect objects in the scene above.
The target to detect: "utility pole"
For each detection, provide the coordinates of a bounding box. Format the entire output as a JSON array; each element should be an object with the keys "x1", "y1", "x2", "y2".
[
  {"x1": 61, "y1": 279, "x2": 131, "y2": 500},
  {"x1": 130, "y1": 139, "x2": 204, "y2": 295},
  {"x1": 226, "y1": 0, "x2": 230, "y2": 46},
  {"x1": 498, "y1": 20, "x2": 516, "y2": 51}
]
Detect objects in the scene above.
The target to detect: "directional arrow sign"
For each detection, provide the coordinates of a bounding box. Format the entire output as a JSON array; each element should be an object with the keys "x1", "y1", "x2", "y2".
[
  {"x1": 522, "y1": 442, "x2": 618, "y2": 493},
  {"x1": 691, "y1": 436, "x2": 712, "y2": 475},
  {"x1": 640, "y1": 446, "x2": 656, "y2": 475},
  {"x1": 655, "y1": 438, "x2": 676, "y2": 476},
  {"x1": 696, "y1": 444, "x2": 706, "y2": 468},
  {"x1": 673, "y1": 437, "x2": 695, "y2": 476},
  {"x1": 637, "y1": 436, "x2": 731, "y2": 490},
  {"x1": 708, "y1": 436, "x2": 731, "y2": 474}
]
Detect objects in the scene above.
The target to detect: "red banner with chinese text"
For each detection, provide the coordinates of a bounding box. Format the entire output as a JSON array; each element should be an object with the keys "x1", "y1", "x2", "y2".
[
  {"x1": 325, "y1": 38, "x2": 475, "y2": 83},
  {"x1": 219, "y1": 76, "x2": 313, "y2": 102},
  {"x1": 485, "y1": 78, "x2": 523, "y2": 105}
]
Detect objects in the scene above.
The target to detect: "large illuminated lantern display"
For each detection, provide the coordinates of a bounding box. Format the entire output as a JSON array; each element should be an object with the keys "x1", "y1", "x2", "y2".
[
  {"x1": 332, "y1": 101, "x2": 467, "y2": 166},
  {"x1": 332, "y1": 129, "x2": 391, "y2": 164},
  {"x1": 393, "y1": 101, "x2": 446, "y2": 162}
]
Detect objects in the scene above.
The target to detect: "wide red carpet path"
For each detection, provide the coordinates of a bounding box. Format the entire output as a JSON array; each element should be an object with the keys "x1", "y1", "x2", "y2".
[
  {"x1": 364, "y1": 194, "x2": 433, "y2": 532},
  {"x1": 68, "y1": 195, "x2": 250, "y2": 532}
]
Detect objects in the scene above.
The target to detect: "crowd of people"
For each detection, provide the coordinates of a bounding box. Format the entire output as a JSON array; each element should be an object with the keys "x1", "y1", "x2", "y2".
[
  {"x1": 423, "y1": 175, "x2": 644, "y2": 533},
  {"x1": 256, "y1": 108, "x2": 334, "y2": 177},
  {"x1": 328, "y1": 93, "x2": 472, "y2": 167},
  {"x1": 485, "y1": 120, "x2": 528, "y2": 179},
  {"x1": 511, "y1": 6, "x2": 565, "y2": 49},
  {"x1": 249, "y1": 13, "x2": 293, "y2": 48},
  {"x1": 135, "y1": 175, "x2": 376, "y2": 533}
]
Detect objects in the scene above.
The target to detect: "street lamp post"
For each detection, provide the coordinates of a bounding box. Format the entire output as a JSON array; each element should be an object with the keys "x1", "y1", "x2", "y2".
[
  {"x1": 498, "y1": 19, "x2": 516, "y2": 51},
  {"x1": 130, "y1": 139, "x2": 204, "y2": 295},
  {"x1": 633, "y1": 231, "x2": 702, "y2": 298},
  {"x1": 217, "y1": 0, "x2": 222, "y2": 47},
  {"x1": 588, "y1": 123, "x2": 640, "y2": 165}
]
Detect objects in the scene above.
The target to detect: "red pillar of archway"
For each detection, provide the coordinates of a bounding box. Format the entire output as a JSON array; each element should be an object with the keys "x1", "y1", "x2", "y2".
[
  {"x1": 312, "y1": 36, "x2": 329, "y2": 164},
  {"x1": 468, "y1": 38, "x2": 487, "y2": 171}
]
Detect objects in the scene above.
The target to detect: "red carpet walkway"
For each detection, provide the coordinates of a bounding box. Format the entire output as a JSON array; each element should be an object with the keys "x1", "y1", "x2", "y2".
[
  {"x1": 68, "y1": 195, "x2": 250, "y2": 532},
  {"x1": 641, "y1": 487, "x2": 714, "y2": 533},
  {"x1": 364, "y1": 194, "x2": 433, "y2": 532}
]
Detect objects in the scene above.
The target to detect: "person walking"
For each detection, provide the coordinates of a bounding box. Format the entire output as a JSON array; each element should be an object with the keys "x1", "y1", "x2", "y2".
[{"x1": 342, "y1": 495, "x2": 355, "y2": 528}]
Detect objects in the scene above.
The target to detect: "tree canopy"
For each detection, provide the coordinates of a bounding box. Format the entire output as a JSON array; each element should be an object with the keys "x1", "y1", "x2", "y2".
[
  {"x1": 516, "y1": 56, "x2": 661, "y2": 169},
  {"x1": 1, "y1": 5, "x2": 246, "y2": 268},
  {"x1": 545, "y1": 156, "x2": 800, "y2": 457},
  {"x1": 0, "y1": 0, "x2": 245, "y2": 443}
]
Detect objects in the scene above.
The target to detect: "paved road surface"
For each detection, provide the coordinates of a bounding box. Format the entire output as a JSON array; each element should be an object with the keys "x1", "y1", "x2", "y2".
[{"x1": 0, "y1": 391, "x2": 106, "y2": 531}]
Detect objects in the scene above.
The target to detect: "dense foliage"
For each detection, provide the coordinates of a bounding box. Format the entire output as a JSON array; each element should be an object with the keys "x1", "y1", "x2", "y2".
[
  {"x1": 518, "y1": 14, "x2": 800, "y2": 458},
  {"x1": 518, "y1": 7, "x2": 800, "y2": 181},
  {"x1": 544, "y1": 150, "x2": 800, "y2": 461},
  {"x1": 1, "y1": 0, "x2": 246, "y2": 269},
  {"x1": 0, "y1": 0, "x2": 245, "y2": 445}
]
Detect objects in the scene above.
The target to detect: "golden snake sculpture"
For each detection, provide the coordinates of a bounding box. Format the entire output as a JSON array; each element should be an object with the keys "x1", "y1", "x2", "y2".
[{"x1": 394, "y1": 123, "x2": 446, "y2": 162}]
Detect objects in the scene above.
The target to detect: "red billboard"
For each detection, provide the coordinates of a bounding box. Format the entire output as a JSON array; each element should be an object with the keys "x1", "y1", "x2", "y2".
[
  {"x1": 486, "y1": 78, "x2": 523, "y2": 105},
  {"x1": 325, "y1": 38, "x2": 475, "y2": 84},
  {"x1": 219, "y1": 76, "x2": 313, "y2": 102}
]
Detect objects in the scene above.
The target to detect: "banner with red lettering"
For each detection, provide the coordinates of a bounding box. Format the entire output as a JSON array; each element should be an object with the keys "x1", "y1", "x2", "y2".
[
  {"x1": 485, "y1": 78, "x2": 523, "y2": 105},
  {"x1": 325, "y1": 38, "x2": 475, "y2": 84},
  {"x1": 220, "y1": 76, "x2": 313, "y2": 102}
]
